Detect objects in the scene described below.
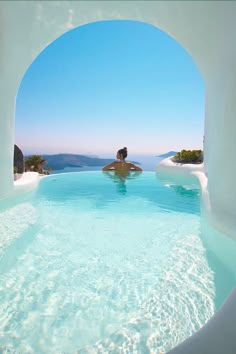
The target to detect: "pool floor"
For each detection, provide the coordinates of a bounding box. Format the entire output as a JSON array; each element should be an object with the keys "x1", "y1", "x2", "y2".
[{"x1": 0, "y1": 172, "x2": 228, "y2": 353}]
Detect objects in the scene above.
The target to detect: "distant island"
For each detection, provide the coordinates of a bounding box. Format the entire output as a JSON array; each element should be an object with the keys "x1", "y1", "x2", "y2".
[
  {"x1": 39, "y1": 154, "x2": 140, "y2": 170},
  {"x1": 156, "y1": 151, "x2": 177, "y2": 158}
]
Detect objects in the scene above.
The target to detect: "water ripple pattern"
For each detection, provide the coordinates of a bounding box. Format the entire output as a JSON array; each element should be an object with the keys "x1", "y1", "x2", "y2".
[
  {"x1": 0, "y1": 172, "x2": 215, "y2": 353},
  {"x1": 0, "y1": 203, "x2": 37, "y2": 257}
]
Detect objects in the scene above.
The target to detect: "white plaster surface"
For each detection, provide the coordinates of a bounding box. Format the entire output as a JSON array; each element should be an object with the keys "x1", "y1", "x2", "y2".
[
  {"x1": 156, "y1": 156, "x2": 204, "y2": 175},
  {"x1": 13, "y1": 172, "x2": 40, "y2": 195},
  {"x1": 0, "y1": 1, "x2": 236, "y2": 353},
  {"x1": 0, "y1": 0, "x2": 236, "y2": 240},
  {"x1": 156, "y1": 157, "x2": 207, "y2": 199},
  {"x1": 1, "y1": 0, "x2": 235, "y2": 240}
]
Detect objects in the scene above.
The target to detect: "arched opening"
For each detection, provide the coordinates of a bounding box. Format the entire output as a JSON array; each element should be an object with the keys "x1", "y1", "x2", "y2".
[
  {"x1": 15, "y1": 20, "x2": 204, "y2": 167},
  {"x1": 0, "y1": 2, "x2": 236, "y2": 353}
]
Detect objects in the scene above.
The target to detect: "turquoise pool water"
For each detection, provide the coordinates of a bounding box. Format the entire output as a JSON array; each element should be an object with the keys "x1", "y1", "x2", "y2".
[{"x1": 0, "y1": 171, "x2": 235, "y2": 353}]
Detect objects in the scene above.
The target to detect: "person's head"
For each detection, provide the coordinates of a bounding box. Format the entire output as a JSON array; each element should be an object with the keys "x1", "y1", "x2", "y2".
[{"x1": 116, "y1": 147, "x2": 128, "y2": 160}]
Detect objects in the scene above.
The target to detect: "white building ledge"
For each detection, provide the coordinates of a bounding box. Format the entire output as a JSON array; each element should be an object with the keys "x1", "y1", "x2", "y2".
[
  {"x1": 13, "y1": 172, "x2": 41, "y2": 195},
  {"x1": 156, "y1": 156, "x2": 207, "y2": 195},
  {"x1": 156, "y1": 156, "x2": 204, "y2": 175}
]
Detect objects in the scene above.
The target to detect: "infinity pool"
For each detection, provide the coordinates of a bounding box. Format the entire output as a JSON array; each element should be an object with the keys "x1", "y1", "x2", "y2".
[{"x1": 0, "y1": 172, "x2": 234, "y2": 353}]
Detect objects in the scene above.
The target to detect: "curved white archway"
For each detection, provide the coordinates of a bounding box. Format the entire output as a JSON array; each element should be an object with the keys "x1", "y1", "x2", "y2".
[
  {"x1": 0, "y1": 1, "x2": 236, "y2": 353},
  {"x1": 1, "y1": 1, "x2": 236, "y2": 239},
  {"x1": 15, "y1": 18, "x2": 204, "y2": 159}
]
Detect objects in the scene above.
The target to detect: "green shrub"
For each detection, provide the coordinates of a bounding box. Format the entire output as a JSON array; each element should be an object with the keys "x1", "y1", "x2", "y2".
[
  {"x1": 172, "y1": 150, "x2": 203, "y2": 164},
  {"x1": 25, "y1": 155, "x2": 52, "y2": 174}
]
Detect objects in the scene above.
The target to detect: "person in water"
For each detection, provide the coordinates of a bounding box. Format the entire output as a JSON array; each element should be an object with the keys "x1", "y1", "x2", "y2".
[{"x1": 102, "y1": 147, "x2": 142, "y2": 172}]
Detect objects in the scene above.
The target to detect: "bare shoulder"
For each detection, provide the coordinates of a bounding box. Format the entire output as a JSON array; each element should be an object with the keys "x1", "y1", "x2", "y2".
[
  {"x1": 127, "y1": 162, "x2": 142, "y2": 171},
  {"x1": 102, "y1": 161, "x2": 117, "y2": 171}
]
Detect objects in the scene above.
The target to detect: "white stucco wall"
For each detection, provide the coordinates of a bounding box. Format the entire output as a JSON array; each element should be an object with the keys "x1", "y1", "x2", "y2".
[
  {"x1": 0, "y1": 2, "x2": 236, "y2": 350},
  {"x1": 1, "y1": 1, "x2": 236, "y2": 239}
]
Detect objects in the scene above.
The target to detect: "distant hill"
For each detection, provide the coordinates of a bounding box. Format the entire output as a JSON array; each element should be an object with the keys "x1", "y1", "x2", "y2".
[
  {"x1": 156, "y1": 151, "x2": 177, "y2": 158},
  {"x1": 42, "y1": 154, "x2": 113, "y2": 170},
  {"x1": 41, "y1": 154, "x2": 141, "y2": 170}
]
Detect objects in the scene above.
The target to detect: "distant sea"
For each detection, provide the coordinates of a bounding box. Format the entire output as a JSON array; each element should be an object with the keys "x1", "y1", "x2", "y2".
[{"x1": 50, "y1": 155, "x2": 163, "y2": 174}]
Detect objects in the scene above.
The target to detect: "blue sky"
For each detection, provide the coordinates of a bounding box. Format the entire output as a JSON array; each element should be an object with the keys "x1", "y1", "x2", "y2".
[{"x1": 15, "y1": 20, "x2": 204, "y2": 157}]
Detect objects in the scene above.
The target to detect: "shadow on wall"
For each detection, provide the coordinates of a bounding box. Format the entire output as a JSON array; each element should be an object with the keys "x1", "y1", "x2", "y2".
[
  {"x1": 200, "y1": 216, "x2": 236, "y2": 311},
  {"x1": 13, "y1": 144, "x2": 24, "y2": 174}
]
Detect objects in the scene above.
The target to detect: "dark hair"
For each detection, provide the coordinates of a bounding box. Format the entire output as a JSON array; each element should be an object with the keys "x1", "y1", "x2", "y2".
[{"x1": 118, "y1": 147, "x2": 128, "y2": 158}]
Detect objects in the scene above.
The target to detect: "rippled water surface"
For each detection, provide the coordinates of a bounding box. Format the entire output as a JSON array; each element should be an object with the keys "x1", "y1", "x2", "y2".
[{"x1": 0, "y1": 171, "x2": 229, "y2": 353}]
